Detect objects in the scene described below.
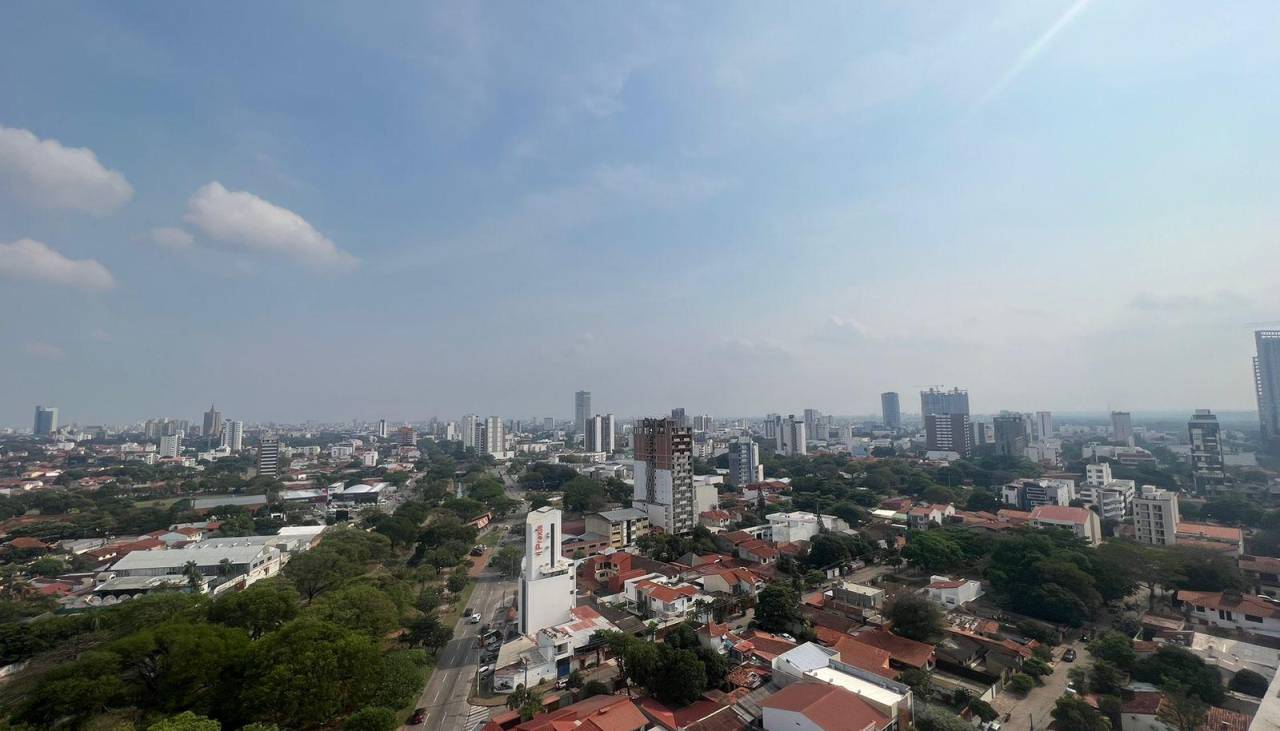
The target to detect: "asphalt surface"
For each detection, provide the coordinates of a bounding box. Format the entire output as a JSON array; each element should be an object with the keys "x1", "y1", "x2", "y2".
[
  {"x1": 406, "y1": 470, "x2": 525, "y2": 731},
  {"x1": 990, "y1": 639, "x2": 1089, "y2": 731}
]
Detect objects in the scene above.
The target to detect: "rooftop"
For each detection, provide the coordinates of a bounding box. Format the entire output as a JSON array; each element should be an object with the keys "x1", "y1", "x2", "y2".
[{"x1": 761, "y1": 680, "x2": 889, "y2": 731}]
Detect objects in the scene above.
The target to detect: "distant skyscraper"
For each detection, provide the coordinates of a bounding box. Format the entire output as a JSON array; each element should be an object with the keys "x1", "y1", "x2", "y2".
[
  {"x1": 377, "y1": 419, "x2": 388, "y2": 438},
  {"x1": 727, "y1": 436, "x2": 762, "y2": 486},
  {"x1": 670, "y1": 407, "x2": 688, "y2": 428},
  {"x1": 256, "y1": 434, "x2": 280, "y2": 478},
  {"x1": 993, "y1": 413, "x2": 1029, "y2": 457},
  {"x1": 881, "y1": 392, "x2": 901, "y2": 430},
  {"x1": 921, "y1": 388, "x2": 970, "y2": 454},
  {"x1": 574, "y1": 391, "x2": 591, "y2": 436},
  {"x1": 926, "y1": 413, "x2": 972, "y2": 457},
  {"x1": 542, "y1": 417, "x2": 554, "y2": 432},
  {"x1": 1035, "y1": 411, "x2": 1053, "y2": 440},
  {"x1": 33, "y1": 406, "x2": 58, "y2": 436},
  {"x1": 221, "y1": 420, "x2": 244, "y2": 451},
  {"x1": 396, "y1": 426, "x2": 417, "y2": 446},
  {"x1": 461, "y1": 414, "x2": 480, "y2": 451},
  {"x1": 1188, "y1": 409, "x2": 1225, "y2": 490},
  {"x1": 776, "y1": 415, "x2": 807, "y2": 456},
  {"x1": 585, "y1": 414, "x2": 615, "y2": 453},
  {"x1": 1111, "y1": 411, "x2": 1133, "y2": 445},
  {"x1": 1255, "y1": 331, "x2": 1280, "y2": 444},
  {"x1": 482, "y1": 416, "x2": 505, "y2": 456},
  {"x1": 632, "y1": 417, "x2": 695, "y2": 534},
  {"x1": 803, "y1": 409, "x2": 822, "y2": 443},
  {"x1": 764, "y1": 414, "x2": 781, "y2": 440},
  {"x1": 159, "y1": 434, "x2": 181, "y2": 458},
  {"x1": 202, "y1": 404, "x2": 222, "y2": 445}
]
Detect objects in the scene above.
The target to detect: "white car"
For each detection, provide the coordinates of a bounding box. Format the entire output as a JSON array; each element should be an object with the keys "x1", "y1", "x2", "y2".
[{"x1": 468, "y1": 612, "x2": 482, "y2": 623}]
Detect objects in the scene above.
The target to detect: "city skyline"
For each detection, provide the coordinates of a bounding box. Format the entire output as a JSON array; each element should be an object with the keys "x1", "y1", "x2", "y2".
[{"x1": 4, "y1": 3, "x2": 1280, "y2": 423}]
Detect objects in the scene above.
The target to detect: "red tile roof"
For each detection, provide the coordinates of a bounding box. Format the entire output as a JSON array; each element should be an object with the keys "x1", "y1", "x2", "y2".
[
  {"x1": 1030, "y1": 505, "x2": 1093, "y2": 524},
  {"x1": 851, "y1": 628, "x2": 935, "y2": 669},
  {"x1": 635, "y1": 697, "x2": 727, "y2": 731},
  {"x1": 1177, "y1": 522, "x2": 1243, "y2": 543},
  {"x1": 832, "y1": 636, "x2": 895, "y2": 677},
  {"x1": 1177, "y1": 590, "x2": 1280, "y2": 619},
  {"x1": 761, "y1": 681, "x2": 890, "y2": 731}
]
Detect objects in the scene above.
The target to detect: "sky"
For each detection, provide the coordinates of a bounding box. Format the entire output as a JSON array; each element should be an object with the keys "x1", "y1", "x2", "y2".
[{"x1": 2, "y1": 1, "x2": 1280, "y2": 426}]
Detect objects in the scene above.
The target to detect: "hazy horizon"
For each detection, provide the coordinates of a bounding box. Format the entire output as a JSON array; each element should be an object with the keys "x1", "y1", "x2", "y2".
[{"x1": 3, "y1": 2, "x2": 1279, "y2": 425}]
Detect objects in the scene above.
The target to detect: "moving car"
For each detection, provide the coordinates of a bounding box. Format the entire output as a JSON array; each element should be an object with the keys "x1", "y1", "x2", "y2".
[
  {"x1": 409, "y1": 708, "x2": 427, "y2": 725},
  {"x1": 468, "y1": 612, "x2": 482, "y2": 623}
]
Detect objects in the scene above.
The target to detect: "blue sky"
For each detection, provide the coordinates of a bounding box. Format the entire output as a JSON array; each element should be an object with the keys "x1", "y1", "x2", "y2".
[{"x1": 2, "y1": 1, "x2": 1279, "y2": 426}]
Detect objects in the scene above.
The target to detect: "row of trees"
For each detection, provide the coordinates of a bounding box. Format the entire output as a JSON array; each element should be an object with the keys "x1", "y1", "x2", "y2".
[{"x1": 596, "y1": 623, "x2": 728, "y2": 706}]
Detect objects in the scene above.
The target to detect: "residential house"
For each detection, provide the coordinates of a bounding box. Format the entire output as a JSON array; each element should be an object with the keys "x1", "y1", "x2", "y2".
[
  {"x1": 1120, "y1": 691, "x2": 1251, "y2": 731},
  {"x1": 762, "y1": 681, "x2": 897, "y2": 731},
  {"x1": 1178, "y1": 590, "x2": 1280, "y2": 639},
  {"x1": 585, "y1": 508, "x2": 651, "y2": 549},
  {"x1": 1029, "y1": 505, "x2": 1102, "y2": 546},
  {"x1": 925, "y1": 576, "x2": 984, "y2": 608},
  {"x1": 907, "y1": 504, "x2": 955, "y2": 530},
  {"x1": 1177, "y1": 522, "x2": 1245, "y2": 557},
  {"x1": 1240, "y1": 555, "x2": 1280, "y2": 598},
  {"x1": 849, "y1": 628, "x2": 935, "y2": 671}
]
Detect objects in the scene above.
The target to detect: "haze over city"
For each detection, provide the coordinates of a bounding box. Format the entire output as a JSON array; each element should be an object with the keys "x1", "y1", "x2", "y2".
[{"x1": 2, "y1": 2, "x2": 1280, "y2": 425}]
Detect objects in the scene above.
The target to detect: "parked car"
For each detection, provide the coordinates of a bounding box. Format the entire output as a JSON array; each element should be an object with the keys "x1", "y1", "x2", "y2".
[
  {"x1": 470, "y1": 545, "x2": 485, "y2": 556},
  {"x1": 409, "y1": 708, "x2": 427, "y2": 725},
  {"x1": 556, "y1": 678, "x2": 568, "y2": 689},
  {"x1": 1063, "y1": 648, "x2": 1077, "y2": 662},
  {"x1": 478, "y1": 665, "x2": 492, "y2": 675},
  {"x1": 468, "y1": 612, "x2": 482, "y2": 623}
]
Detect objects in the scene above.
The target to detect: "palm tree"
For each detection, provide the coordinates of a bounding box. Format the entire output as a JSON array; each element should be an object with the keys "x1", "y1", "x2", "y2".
[
  {"x1": 506, "y1": 685, "x2": 543, "y2": 721},
  {"x1": 217, "y1": 558, "x2": 234, "y2": 577},
  {"x1": 182, "y1": 560, "x2": 202, "y2": 590}
]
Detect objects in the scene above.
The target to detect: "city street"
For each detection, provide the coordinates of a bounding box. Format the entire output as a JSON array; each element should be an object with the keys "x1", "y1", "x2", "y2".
[{"x1": 990, "y1": 640, "x2": 1088, "y2": 731}]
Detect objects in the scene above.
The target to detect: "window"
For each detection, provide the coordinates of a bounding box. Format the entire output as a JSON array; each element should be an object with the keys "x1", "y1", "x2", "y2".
[{"x1": 1246, "y1": 614, "x2": 1264, "y2": 623}]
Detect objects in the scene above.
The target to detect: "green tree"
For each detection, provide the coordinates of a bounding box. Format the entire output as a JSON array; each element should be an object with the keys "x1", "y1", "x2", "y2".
[
  {"x1": 109, "y1": 621, "x2": 250, "y2": 714},
  {"x1": 492, "y1": 545, "x2": 523, "y2": 578},
  {"x1": 238, "y1": 619, "x2": 384, "y2": 728},
  {"x1": 1051, "y1": 694, "x2": 1111, "y2": 731},
  {"x1": 885, "y1": 593, "x2": 944, "y2": 642},
  {"x1": 283, "y1": 549, "x2": 361, "y2": 602},
  {"x1": 342, "y1": 707, "x2": 397, "y2": 731},
  {"x1": 404, "y1": 615, "x2": 453, "y2": 652},
  {"x1": 447, "y1": 573, "x2": 469, "y2": 593},
  {"x1": 506, "y1": 685, "x2": 544, "y2": 721},
  {"x1": 754, "y1": 584, "x2": 805, "y2": 635},
  {"x1": 1157, "y1": 682, "x2": 1208, "y2": 731},
  {"x1": 650, "y1": 649, "x2": 708, "y2": 707},
  {"x1": 310, "y1": 584, "x2": 401, "y2": 637},
  {"x1": 899, "y1": 668, "x2": 933, "y2": 698},
  {"x1": 1089, "y1": 661, "x2": 1128, "y2": 696},
  {"x1": 581, "y1": 680, "x2": 611, "y2": 698},
  {"x1": 1133, "y1": 645, "x2": 1224, "y2": 704},
  {"x1": 208, "y1": 579, "x2": 300, "y2": 639},
  {"x1": 1087, "y1": 632, "x2": 1136, "y2": 670},
  {"x1": 1008, "y1": 673, "x2": 1035, "y2": 695},
  {"x1": 1230, "y1": 668, "x2": 1269, "y2": 698},
  {"x1": 915, "y1": 708, "x2": 973, "y2": 731},
  {"x1": 147, "y1": 712, "x2": 222, "y2": 731}
]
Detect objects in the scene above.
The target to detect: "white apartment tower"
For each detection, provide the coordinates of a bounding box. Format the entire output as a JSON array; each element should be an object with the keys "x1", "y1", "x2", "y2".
[
  {"x1": 776, "y1": 415, "x2": 807, "y2": 457},
  {"x1": 1111, "y1": 411, "x2": 1134, "y2": 446},
  {"x1": 221, "y1": 420, "x2": 244, "y2": 452},
  {"x1": 1133, "y1": 485, "x2": 1179, "y2": 546},
  {"x1": 482, "y1": 416, "x2": 505, "y2": 457},
  {"x1": 585, "y1": 414, "x2": 615, "y2": 453},
  {"x1": 159, "y1": 434, "x2": 181, "y2": 458},
  {"x1": 461, "y1": 414, "x2": 480, "y2": 451},
  {"x1": 727, "y1": 436, "x2": 763, "y2": 486},
  {"x1": 519, "y1": 507, "x2": 576, "y2": 636}
]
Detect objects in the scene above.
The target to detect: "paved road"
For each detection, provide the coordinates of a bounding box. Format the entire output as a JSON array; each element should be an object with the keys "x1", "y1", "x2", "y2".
[
  {"x1": 990, "y1": 640, "x2": 1088, "y2": 731},
  {"x1": 409, "y1": 521, "x2": 520, "y2": 731}
]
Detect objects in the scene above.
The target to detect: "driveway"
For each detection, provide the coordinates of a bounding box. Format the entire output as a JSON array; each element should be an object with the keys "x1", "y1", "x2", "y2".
[{"x1": 990, "y1": 640, "x2": 1088, "y2": 731}]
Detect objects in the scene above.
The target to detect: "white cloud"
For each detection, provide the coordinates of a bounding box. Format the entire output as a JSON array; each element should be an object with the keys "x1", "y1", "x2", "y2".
[
  {"x1": 183, "y1": 182, "x2": 358, "y2": 269},
  {"x1": 90, "y1": 328, "x2": 112, "y2": 342},
  {"x1": 23, "y1": 341, "x2": 65, "y2": 359},
  {"x1": 149, "y1": 226, "x2": 195, "y2": 250},
  {"x1": 0, "y1": 238, "x2": 116, "y2": 291},
  {"x1": 0, "y1": 125, "x2": 133, "y2": 214}
]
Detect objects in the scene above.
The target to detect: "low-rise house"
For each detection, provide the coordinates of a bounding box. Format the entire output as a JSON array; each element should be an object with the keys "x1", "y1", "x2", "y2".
[
  {"x1": 1177, "y1": 522, "x2": 1245, "y2": 557},
  {"x1": 849, "y1": 628, "x2": 935, "y2": 671},
  {"x1": 699, "y1": 566, "x2": 766, "y2": 597},
  {"x1": 1178, "y1": 590, "x2": 1280, "y2": 639},
  {"x1": 1029, "y1": 505, "x2": 1102, "y2": 546},
  {"x1": 762, "y1": 680, "x2": 898, "y2": 731},
  {"x1": 925, "y1": 576, "x2": 983, "y2": 608},
  {"x1": 700, "y1": 510, "x2": 734, "y2": 530},
  {"x1": 736, "y1": 539, "x2": 779, "y2": 565},
  {"x1": 907, "y1": 504, "x2": 955, "y2": 530},
  {"x1": 1120, "y1": 691, "x2": 1251, "y2": 731},
  {"x1": 585, "y1": 508, "x2": 651, "y2": 549},
  {"x1": 1239, "y1": 555, "x2": 1280, "y2": 598},
  {"x1": 833, "y1": 581, "x2": 885, "y2": 611},
  {"x1": 482, "y1": 688, "x2": 648, "y2": 731}
]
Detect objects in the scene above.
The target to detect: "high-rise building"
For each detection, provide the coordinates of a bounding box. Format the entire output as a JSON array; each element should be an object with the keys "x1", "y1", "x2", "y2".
[
  {"x1": 803, "y1": 409, "x2": 822, "y2": 443},
  {"x1": 482, "y1": 416, "x2": 505, "y2": 457},
  {"x1": 1035, "y1": 411, "x2": 1053, "y2": 440},
  {"x1": 377, "y1": 419, "x2": 388, "y2": 438},
  {"x1": 1255, "y1": 331, "x2": 1280, "y2": 444},
  {"x1": 519, "y1": 507, "x2": 576, "y2": 636},
  {"x1": 574, "y1": 391, "x2": 591, "y2": 436},
  {"x1": 221, "y1": 420, "x2": 244, "y2": 451},
  {"x1": 159, "y1": 434, "x2": 181, "y2": 458},
  {"x1": 727, "y1": 436, "x2": 762, "y2": 486},
  {"x1": 1111, "y1": 411, "x2": 1133, "y2": 446},
  {"x1": 670, "y1": 408, "x2": 688, "y2": 428},
  {"x1": 33, "y1": 406, "x2": 58, "y2": 436},
  {"x1": 881, "y1": 392, "x2": 901, "y2": 430},
  {"x1": 1188, "y1": 409, "x2": 1225, "y2": 490},
  {"x1": 632, "y1": 418, "x2": 695, "y2": 534},
  {"x1": 776, "y1": 415, "x2": 807, "y2": 456},
  {"x1": 926, "y1": 413, "x2": 972, "y2": 457},
  {"x1": 256, "y1": 435, "x2": 281, "y2": 478},
  {"x1": 397, "y1": 426, "x2": 417, "y2": 447},
  {"x1": 764, "y1": 414, "x2": 781, "y2": 440},
  {"x1": 920, "y1": 387, "x2": 970, "y2": 420},
  {"x1": 1133, "y1": 485, "x2": 1179, "y2": 546},
  {"x1": 202, "y1": 404, "x2": 222, "y2": 445},
  {"x1": 585, "y1": 414, "x2": 615, "y2": 453},
  {"x1": 993, "y1": 412, "x2": 1029, "y2": 457},
  {"x1": 1085, "y1": 462, "x2": 1113, "y2": 487},
  {"x1": 461, "y1": 414, "x2": 480, "y2": 451},
  {"x1": 542, "y1": 417, "x2": 554, "y2": 432}
]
